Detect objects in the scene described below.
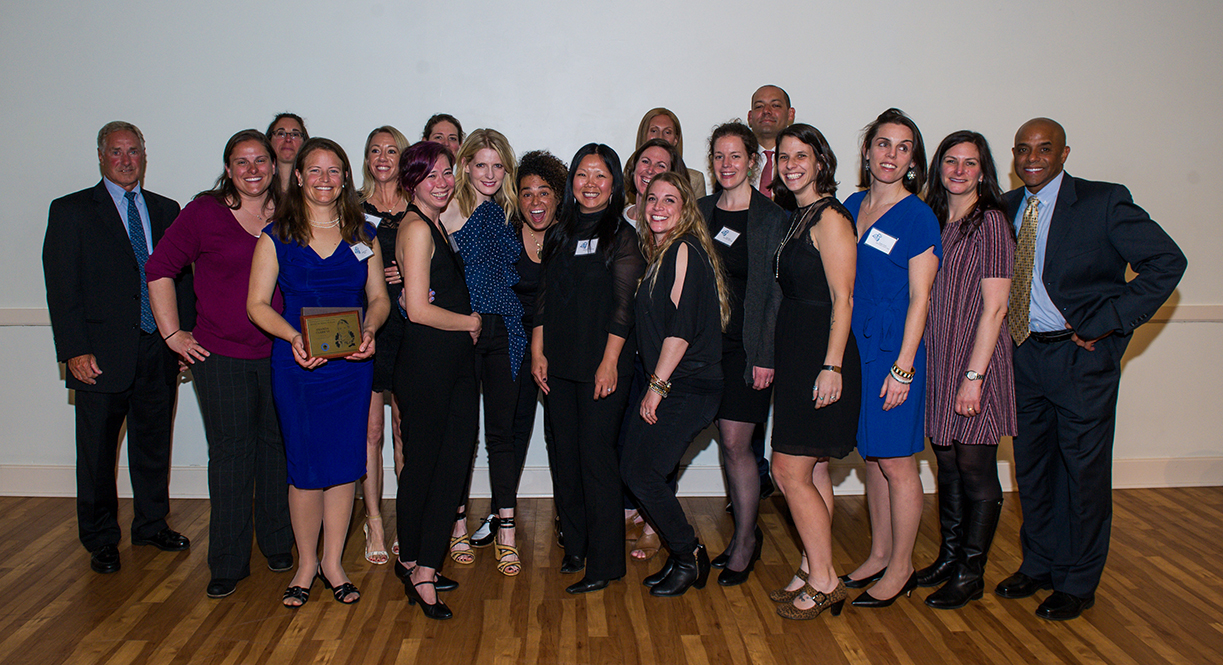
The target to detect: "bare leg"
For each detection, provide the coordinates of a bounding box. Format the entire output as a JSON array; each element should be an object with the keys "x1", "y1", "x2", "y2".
[
  {"x1": 718, "y1": 419, "x2": 761, "y2": 571},
  {"x1": 284, "y1": 485, "x2": 322, "y2": 605},
  {"x1": 319, "y1": 482, "x2": 359, "y2": 602},
  {"x1": 362, "y1": 393, "x2": 387, "y2": 562},
  {"x1": 845, "y1": 458, "x2": 892, "y2": 581},
  {"x1": 864, "y1": 455, "x2": 923, "y2": 599},
  {"x1": 496, "y1": 506, "x2": 519, "y2": 573},
  {"x1": 773, "y1": 453, "x2": 839, "y2": 610}
]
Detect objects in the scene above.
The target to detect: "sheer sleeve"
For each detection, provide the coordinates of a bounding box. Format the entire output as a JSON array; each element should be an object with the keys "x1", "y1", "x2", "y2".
[{"x1": 606, "y1": 222, "x2": 646, "y2": 338}]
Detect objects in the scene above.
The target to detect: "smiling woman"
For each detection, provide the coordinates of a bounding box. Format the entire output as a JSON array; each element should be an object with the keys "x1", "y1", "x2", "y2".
[{"x1": 145, "y1": 129, "x2": 292, "y2": 600}]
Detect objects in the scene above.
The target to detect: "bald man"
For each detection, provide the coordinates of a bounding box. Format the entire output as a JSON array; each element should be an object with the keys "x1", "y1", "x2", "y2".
[
  {"x1": 747, "y1": 85, "x2": 795, "y2": 200},
  {"x1": 995, "y1": 118, "x2": 1185, "y2": 620}
]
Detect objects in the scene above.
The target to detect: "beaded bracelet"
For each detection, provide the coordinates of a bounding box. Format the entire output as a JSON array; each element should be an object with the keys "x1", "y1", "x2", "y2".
[
  {"x1": 890, "y1": 363, "x2": 915, "y2": 385},
  {"x1": 648, "y1": 374, "x2": 672, "y2": 398}
]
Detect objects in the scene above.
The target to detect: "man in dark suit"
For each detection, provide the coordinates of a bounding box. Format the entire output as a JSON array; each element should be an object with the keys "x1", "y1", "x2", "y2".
[
  {"x1": 994, "y1": 118, "x2": 1186, "y2": 620},
  {"x1": 43, "y1": 121, "x2": 195, "y2": 574}
]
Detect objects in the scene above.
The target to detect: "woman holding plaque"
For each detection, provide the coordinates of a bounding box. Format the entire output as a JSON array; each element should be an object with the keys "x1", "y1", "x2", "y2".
[{"x1": 248, "y1": 137, "x2": 390, "y2": 607}]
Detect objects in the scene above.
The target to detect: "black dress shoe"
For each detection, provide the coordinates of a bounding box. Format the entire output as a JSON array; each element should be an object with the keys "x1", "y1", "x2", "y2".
[
  {"x1": 559, "y1": 554, "x2": 584, "y2": 574},
  {"x1": 839, "y1": 567, "x2": 886, "y2": 589},
  {"x1": 207, "y1": 578, "x2": 238, "y2": 598},
  {"x1": 851, "y1": 572, "x2": 919, "y2": 608},
  {"x1": 90, "y1": 543, "x2": 120, "y2": 574},
  {"x1": 566, "y1": 576, "x2": 618, "y2": 594},
  {"x1": 132, "y1": 528, "x2": 190, "y2": 552},
  {"x1": 995, "y1": 572, "x2": 1052, "y2": 599},
  {"x1": 716, "y1": 527, "x2": 763, "y2": 586},
  {"x1": 267, "y1": 554, "x2": 293, "y2": 573},
  {"x1": 1036, "y1": 591, "x2": 1094, "y2": 621},
  {"x1": 394, "y1": 560, "x2": 458, "y2": 591}
]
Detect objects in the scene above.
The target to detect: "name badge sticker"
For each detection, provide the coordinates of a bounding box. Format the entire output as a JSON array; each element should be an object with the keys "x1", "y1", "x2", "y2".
[
  {"x1": 865, "y1": 228, "x2": 898, "y2": 255},
  {"x1": 575, "y1": 238, "x2": 599, "y2": 256},
  {"x1": 364, "y1": 213, "x2": 382, "y2": 227},
  {"x1": 351, "y1": 242, "x2": 374, "y2": 261},
  {"x1": 715, "y1": 227, "x2": 741, "y2": 246}
]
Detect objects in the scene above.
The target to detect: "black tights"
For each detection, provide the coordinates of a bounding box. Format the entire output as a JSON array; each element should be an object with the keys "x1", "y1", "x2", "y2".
[
  {"x1": 932, "y1": 441, "x2": 1002, "y2": 502},
  {"x1": 718, "y1": 419, "x2": 760, "y2": 570}
]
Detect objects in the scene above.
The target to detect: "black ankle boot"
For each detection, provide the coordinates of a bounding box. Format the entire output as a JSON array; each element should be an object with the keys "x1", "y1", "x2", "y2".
[
  {"x1": 643, "y1": 556, "x2": 676, "y2": 588},
  {"x1": 916, "y1": 481, "x2": 964, "y2": 587},
  {"x1": 926, "y1": 499, "x2": 1002, "y2": 610},
  {"x1": 651, "y1": 544, "x2": 709, "y2": 597}
]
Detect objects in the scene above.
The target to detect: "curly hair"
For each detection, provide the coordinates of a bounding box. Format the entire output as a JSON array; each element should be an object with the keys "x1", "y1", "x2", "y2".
[{"x1": 513, "y1": 150, "x2": 568, "y2": 230}]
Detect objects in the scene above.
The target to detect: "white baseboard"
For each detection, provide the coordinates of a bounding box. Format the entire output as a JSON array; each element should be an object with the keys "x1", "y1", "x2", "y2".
[{"x1": 2, "y1": 457, "x2": 1217, "y2": 499}]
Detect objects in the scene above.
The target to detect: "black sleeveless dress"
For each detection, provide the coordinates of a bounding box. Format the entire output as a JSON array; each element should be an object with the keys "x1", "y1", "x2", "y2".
[{"x1": 770, "y1": 199, "x2": 861, "y2": 458}]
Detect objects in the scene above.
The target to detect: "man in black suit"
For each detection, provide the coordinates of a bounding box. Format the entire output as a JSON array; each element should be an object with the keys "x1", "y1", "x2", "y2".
[
  {"x1": 43, "y1": 121, "x2": 195, "y2": 573},
  {"x1": 994, "y1": 118, "x2": 1186, "y2": 620}
]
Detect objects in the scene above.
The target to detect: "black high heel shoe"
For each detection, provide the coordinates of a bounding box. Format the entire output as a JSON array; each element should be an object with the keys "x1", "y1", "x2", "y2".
[
  {"x1": 316, "y1": 569, "x2": 360, "y2": 604},
  {"x1": 405, "y1": 567, "x2": 453, "y2": 620},
  {"x1": 851, "y1": 572, "x2": 918, "y2": 608},
  {"x1": 393, "y1": 559, "x2": 458, "y2": 591},
  {"x1": 717, "y1": 528, "x2": 764, "y2": 587},
  {"x1": 712, "y1": 525, "x2": 763, "y2": 570},
  {"x1": 839, "y1": 567, "x2": 887, "y2": 589}
]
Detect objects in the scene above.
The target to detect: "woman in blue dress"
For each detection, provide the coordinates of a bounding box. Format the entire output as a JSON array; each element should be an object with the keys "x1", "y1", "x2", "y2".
[
  {"x1": 248, "y1": 138, "x2": 390, "y2": 607},
  {"x1": 840, "y1": 109, "x2": 941, "y2": 608}
]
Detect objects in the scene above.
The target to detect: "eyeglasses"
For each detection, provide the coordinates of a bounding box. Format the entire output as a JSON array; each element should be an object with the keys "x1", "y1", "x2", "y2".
[{"x1": 272, "y1": 129, "x2": 303, "y2": 141}]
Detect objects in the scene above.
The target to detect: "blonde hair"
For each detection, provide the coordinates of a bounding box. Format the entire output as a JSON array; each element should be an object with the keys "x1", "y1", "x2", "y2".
[
  {"x1": 453, "y1": 128, "x2": 518, "y2": 220},
  {"x1": 637, "y1": 171, "x2": 730, "y2": 331},
  {"x1": 635, "y1": 108, "x2": 684, "y2": 153},
  {"x1": 358, "y1": 125, "x2": 410, "y2": 201}
]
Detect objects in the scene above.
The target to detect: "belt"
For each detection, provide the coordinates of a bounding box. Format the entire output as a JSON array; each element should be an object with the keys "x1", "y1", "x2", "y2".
[{"x1": 1029, "y1": 329, "x2": 1074, "y2": 343}]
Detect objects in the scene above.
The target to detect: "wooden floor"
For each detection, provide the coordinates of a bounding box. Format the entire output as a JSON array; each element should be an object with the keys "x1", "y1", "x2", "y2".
[{"x1": 2, "y1": 488, "x2": 1221, "y2": 664}]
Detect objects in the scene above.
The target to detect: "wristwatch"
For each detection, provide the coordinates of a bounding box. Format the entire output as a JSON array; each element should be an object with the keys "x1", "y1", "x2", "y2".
[{"x1": 964, "y1": 370, "x2": 984, "y2": 381}]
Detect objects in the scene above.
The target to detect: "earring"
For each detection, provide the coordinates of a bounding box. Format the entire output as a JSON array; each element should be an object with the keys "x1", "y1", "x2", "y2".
[{"x1": 906, "y1": 168, "x2": 916, "y2": 182}]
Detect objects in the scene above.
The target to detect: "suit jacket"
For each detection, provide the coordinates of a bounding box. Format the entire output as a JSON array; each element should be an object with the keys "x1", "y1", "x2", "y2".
[
  {"x1": 43, "y1": 180, "x2": 194, "y2": 393},
  {"x1": 1004, "y1": 174, "x2": 1185, "y2": 343},
  {"x1": 698, "y1": 187, "x2": 788, "y2": 383}
]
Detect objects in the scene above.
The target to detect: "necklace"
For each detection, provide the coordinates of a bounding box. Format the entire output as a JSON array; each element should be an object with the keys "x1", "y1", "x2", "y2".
[
  {"x1": 527, "y1": 228, "x2": 543, "y2": 259},
  {"x1": 309, "y1": 217, "x2": 340, "y2": 228},
  {"x1": 772, "y1": 197, "x2": 829, "y2": 279}
]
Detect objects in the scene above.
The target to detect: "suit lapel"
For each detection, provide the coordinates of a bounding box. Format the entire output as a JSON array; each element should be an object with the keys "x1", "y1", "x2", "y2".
[
  {"x1": 92, "y1": 181, "x2": 138, "y2": 262},
  {"x1": 1043, "y1": 174, "x2": 1078, "y2": 272}
]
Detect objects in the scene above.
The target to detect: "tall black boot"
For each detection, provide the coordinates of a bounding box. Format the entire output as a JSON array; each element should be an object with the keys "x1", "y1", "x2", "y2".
[
  {"x1": 916, "y1": 481, "x2": 965, "y2": 587},
  {"x1": 925, "y1": 499, "x2": 1003, "y2": 610}
]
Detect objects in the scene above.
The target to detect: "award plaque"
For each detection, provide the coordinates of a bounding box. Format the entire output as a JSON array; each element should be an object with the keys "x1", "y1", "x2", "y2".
[{"x1": 300, "y1": 307, "x2": 364, "y2": 359}]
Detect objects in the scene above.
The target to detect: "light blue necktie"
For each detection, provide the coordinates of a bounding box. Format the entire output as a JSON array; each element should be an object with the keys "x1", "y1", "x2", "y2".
[{"x1": 125, "y1": 191, "x2": 156, "y2": 333}]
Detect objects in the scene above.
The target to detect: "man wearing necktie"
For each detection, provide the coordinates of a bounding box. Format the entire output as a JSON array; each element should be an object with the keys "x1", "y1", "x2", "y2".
[
  {"x1": 995, "y1": 118, "x2": 1185, "y2": 620},
  {"x1": 747, "y1": 85, "x2": 795, "y2": 200},
  {"x1": 43, "y1": 121, "x2": 195, "y2": 574}
]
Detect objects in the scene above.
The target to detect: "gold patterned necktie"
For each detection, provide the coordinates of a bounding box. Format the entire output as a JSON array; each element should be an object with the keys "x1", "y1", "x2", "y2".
[{"x1": 1009, "y1": 196, "x2": 1040, "y2": 345}]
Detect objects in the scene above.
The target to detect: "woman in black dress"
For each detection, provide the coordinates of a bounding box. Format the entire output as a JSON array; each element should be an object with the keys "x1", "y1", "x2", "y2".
[
  {"x1": 621, "y1": 171, "x2": 729, "y2": 596},
  {"x1": 531, "y1": 144, "x2": 645, "y2": 594},
  {"x1": 697, "y1": 122, "x2": 788, "y2": 585},
  {"x1": 394, "y1": 141, "x2": 482, "y2": 620},
  {"x1": 357, "y1": 125, "x2": 410, "y2": 566},
  {"x1": 767, "y1": 124, "x2": 861, "y2": 620}
]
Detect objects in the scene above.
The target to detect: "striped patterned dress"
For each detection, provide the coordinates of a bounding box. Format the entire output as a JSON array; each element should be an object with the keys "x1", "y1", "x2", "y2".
[{"x1": 924, "y1": 208, "x2": 1017, "y2": 446}]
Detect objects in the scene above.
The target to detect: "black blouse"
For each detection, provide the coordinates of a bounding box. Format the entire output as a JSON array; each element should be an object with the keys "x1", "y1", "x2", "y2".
[
  {"x1": 635, "y1": 235, "x2": 723, "y2": 393},
  {"x1": 537, "y1": 212, "x2": 645, "y2": 381}
]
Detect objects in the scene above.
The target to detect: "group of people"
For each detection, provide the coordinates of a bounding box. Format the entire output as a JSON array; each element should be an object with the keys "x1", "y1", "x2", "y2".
[{"x1": 43, "y1": 84, "x2": 1185, "y2": 625}]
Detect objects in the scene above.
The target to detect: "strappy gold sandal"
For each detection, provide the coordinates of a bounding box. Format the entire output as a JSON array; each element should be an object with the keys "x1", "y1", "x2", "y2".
[
  {"x1": 493, "y1": 516, "x2": 520, "y2": 577},
  {"x1": 449, "y1": 511, "x2": 475, "y2": 565}
]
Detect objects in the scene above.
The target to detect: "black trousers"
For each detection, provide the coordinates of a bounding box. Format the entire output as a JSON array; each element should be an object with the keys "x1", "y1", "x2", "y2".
[
  {"x1": 396, "y1": 326, "x2": 478, "y2": 570},
  {"x1": 1013, "y1": 334, "x2": 1125, "y2": 598},
  {"x1": 508, "y1": 336, "x2": 552, "y2": 499},
  {"x1": 548, "y1": 376, "x2": 629, "y2": 581},
  {"x1": 621, "y1": 390, "x2": 721, "y2": 555},
  {"x1": 474, "y1": 316, "x2": 525, "y2": 511},
  {"x1": 74, "y1": 332, "x2": 176, "y2": 552},
  {"x1": 192, "y1": 353, "x2": 293, "y2": 579}
]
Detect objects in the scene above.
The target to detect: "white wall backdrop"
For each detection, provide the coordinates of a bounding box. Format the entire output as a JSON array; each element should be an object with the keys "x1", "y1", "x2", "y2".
[{"x1": 1, "y1": 0, "x2": 1220, "y2": 497}]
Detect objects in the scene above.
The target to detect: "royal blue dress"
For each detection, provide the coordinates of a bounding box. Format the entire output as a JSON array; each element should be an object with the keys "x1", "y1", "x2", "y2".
[
  {"x1": 268, "y1": 223, "x2": 377, "y2": 489},
  {"x1": 843, "y1": 193, "x2": 942, "y2": 458}
]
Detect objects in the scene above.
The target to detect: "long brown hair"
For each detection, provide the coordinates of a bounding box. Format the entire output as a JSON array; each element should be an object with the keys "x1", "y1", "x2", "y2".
[
  {"x1": 196, "y1": 129, "x2": 280, "y2": 212},
  {"x1": 273, "y1": 138, "x2": 370, "y2": 248},
  {"x1": 637, "y1": 171, "x2": 731, "y2": 331}
]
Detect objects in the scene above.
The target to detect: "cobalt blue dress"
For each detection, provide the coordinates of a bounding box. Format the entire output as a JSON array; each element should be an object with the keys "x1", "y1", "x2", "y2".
[
  {"x1": 843, "y1": 193, "x2": 942, "y2": 458},
  {"x1": 268, "y1": 223, "x2": 377, "y2": 489}
]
